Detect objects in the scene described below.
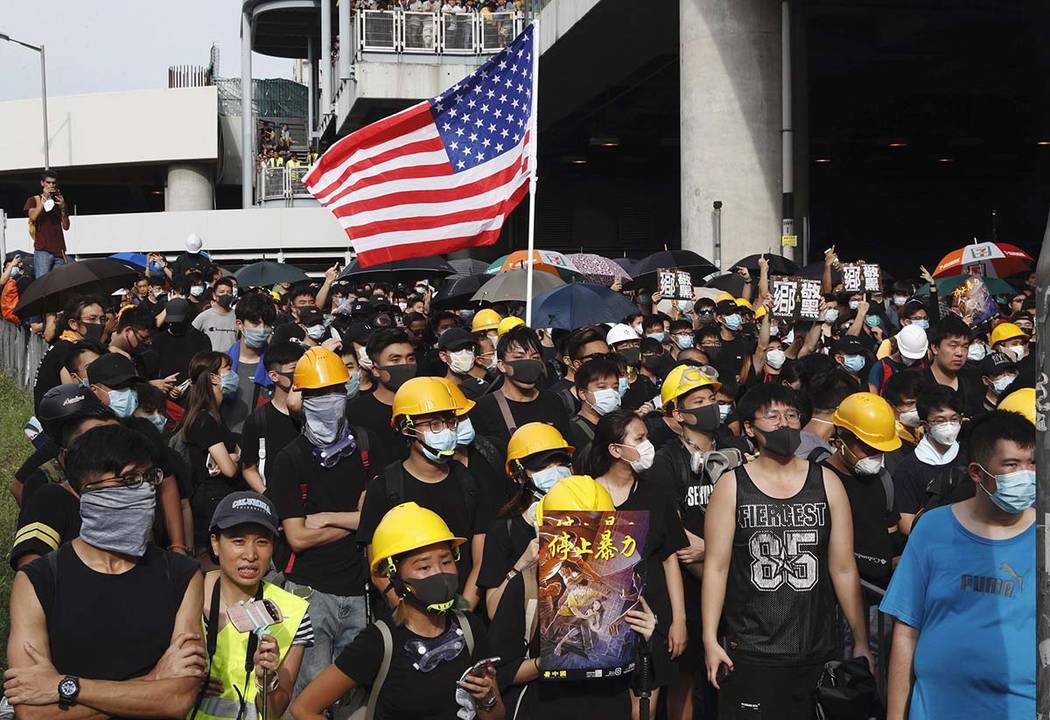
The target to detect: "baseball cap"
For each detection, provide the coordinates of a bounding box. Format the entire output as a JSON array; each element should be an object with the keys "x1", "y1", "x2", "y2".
[
  {"x1": 86, "y1": 353, "x2": 142, "y2": 389},
  {"x1": 437, "y1": 327, "x2": 476, "y2": 352},
  {"x1": 980, "y1": 351, "x2": 1017, "y2": 377},
  {"x1": 164, "y1": 298, "x2": 190, "y2": 323},
  {"x1": 298, "y1": 306, "x2": 325, "y2": 327},
  {"x1": 209, "y1": 491, "x2": 281, "y2": 535},
  {"x1": 832, "y1": 336, "x2": 866, "y2": 356},
  {"x1": 716, "y1": 299, "x2": 739, "y2": 315}
]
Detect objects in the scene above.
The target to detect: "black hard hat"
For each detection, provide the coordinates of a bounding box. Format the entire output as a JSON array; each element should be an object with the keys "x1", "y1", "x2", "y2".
[{"x1": 37, "y1": 383, "x2": 116, "y2": 446}]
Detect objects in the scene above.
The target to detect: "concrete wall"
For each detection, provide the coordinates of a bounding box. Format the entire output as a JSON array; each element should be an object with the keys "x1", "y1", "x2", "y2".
[{"x1": 0, "y1": 86, "x2": 219, "y2": 173}]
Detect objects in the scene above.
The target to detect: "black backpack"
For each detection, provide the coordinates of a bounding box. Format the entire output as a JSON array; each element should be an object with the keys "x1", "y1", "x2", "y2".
[{"x1": 382, "y1": 460, "x2": 478, "y2": 523}]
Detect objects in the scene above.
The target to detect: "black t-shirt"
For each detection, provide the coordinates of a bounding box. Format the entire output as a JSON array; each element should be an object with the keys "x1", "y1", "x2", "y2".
[
  {"x1": 184, "y1": 413, "x2": 241, "y2": 545},
  {"x1": 267, "y1": 435, "x2": 370, "y2": 596},
  {"x1": 347, "y1": 391, "x2": 407, "y2": 462},
  {"x1": 649, "y1": 440, "x2": 711, "y2": 538},
  {"x1": 152, "y1": 326, "x2": 211, "y2": 385},
  {"x1": 23, "y1": 544, "x2": 198, "y2": 688},
  {"x1": 11, "y1": 484, "x2": 80, "y2": 569},
  {"x1": 890, "y1": 448, "x2": 972, "y2": 516},
  {"x1": 622, "y1": 375, "x2": 659, "y2": 413},
  {"x1": 334, "y1": 612, "x2": 490, "y2": 720},
  {"x1": 477, "y1": 514, "x2": 534, "y2": 589},
  {"x1": 240, "y1": 402, "x2": 301, "y2": 479},
  {"x1": 643, "y1": 413, "x2": 679, "y2": 453},
  {"x1": 921, "y1": 366, "x2": 980, "y2": 416},
  {"x1": 454, "y1": 374, "x2": 490, "y2": 401},
  {"x1": 565, "y1": 414, "x2": 597, "y2": 452},
  {"x1": 32, "y1": 339, "x2": 77, "y2": 411},
  {"x1": 712, "y1": 335, "x2": 755, "y2": 386},
  {"x1": 15, "y1": 442, "x2": 58, "y2": 484},
  {"x1": 820, "y1": 462, "x2": 899, "y2": 586},
  {"x1": 467, "y1": 390, "x2": 572, "y2": 448},
  {"x1": 357, "y1": 462, "x2": 496, "y2": 589}
]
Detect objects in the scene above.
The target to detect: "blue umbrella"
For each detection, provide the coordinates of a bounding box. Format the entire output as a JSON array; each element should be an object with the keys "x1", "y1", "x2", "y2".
[
  {"x1": 110, "y1": 252, "x2": 147, "y2": 268},
  {"x1": 531, "y1": 283, "x2": 639, "y2": 330}
]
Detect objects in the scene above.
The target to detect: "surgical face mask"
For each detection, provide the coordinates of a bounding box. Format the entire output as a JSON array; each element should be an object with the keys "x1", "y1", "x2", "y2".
[
  {"x1": 646, "y1": 332, "x2": 666, "y2": 343},
  {"x1": 893, "y1": 295, "x2": 908, "y2": 307},
  {"x1": 456, "y1": 417, "x2": 476, "y2": 447},
  {"x1": 216, "y1": 294, "x2": 233, "y2": 310},
  {"x1": 978, "y1": 466, "x2": 1036, "y2": 514},
  {"x1": 927, "y1": 420, "x2": 961, "y2": 446},
  {"x1": 677, "y1": 299, "x2": 692, "y2": 313},
  {"x1": 755, "y1": 427, "x2": 802, "y2": 458},
  {"x1": 190, "y1": 285, "x2": 205, "y2": 298},
  {"x1": 144, "y1": 413, "x2": 168, "y2": 433},
  {"x1": 303, "y1": 393, "x2": 348, "y2": 446},
  {"x1": 504, "y1": 358, "x2": 545, "y2": 386},
  {"x1": 723, "y1": 314, "x2": 742, "y2": 332},
  {"x1": 911, "y1": 318, "x2": 930, "y2": 331},
  {"x1": 991, "y1": 374, "x2": 1016, "y2": 396},
  {"x1": 10, "y1": 266, "x2": 21, "y2": 278},
  {"x1": 823, "y1": 309, "x2": 840, "y2": 324},
  {"x1": 448, "y1": 349, "x2": 476, "y2": 375},
  {"x1": 718, "y1": 403, "x2": 732, "y2": 422},
  {"x1": 345, "y1": 369, "x2": 361, "y2": 400},
  {"x1": 107, "y1": 388, "x2": 139, "y2": 418},
  {"x1": 842, "y1": 354, "x2": 865, "y2": 374},
  {"x1": 530, "y1": 464, "x2": 572, "y2": 494},
  {"x1": 864, "y1": 315, "x2": 881, "y2": 328},
  {"x1": 220, "y1": 371, "x2": 239, "y2": 398},
  {"x1": 307, "y1": 324, "x2": 326, "y2": 341},
  {"x1": 1004, "y1": 345, "x2": 1026, "y2": 362},
  {"x1": 380, "y1": 363, "x2": 417, "y2": 391},
  {"x1": 357, "y1": 345, "x2": 374, "y2": 370},
  {"x1": 899, "y1": 409, "x2": 921, "y2": 428},
  {"x1": 79, "y1": 484, "x2": 156, "y2": 558},
  {"x1": 674, "y1": 334, "x2": 694, "y2": 350},
  {"x1": 398, "y1": 302, "x2": 408, "y2": 312},
  {"x1": 848, "y1": 300, "x2": 859, "y2": 311},
  {"x1": 587, "y1": 388, "x2": 621, "y2": 416},
  {"x1": 765, "y1": 348, "x2": 787, "y2": 370},
  {"x1": 243, "y1": 327, "x2": 272, "y2": 349},
  {"x1": 404, "y1": 571, "x2": 459, "y2": 613},
  {"x1": 967, "y1": 342, "x2": 987, "y2": 363},
  {"x1": 632, "y1": 323, "x2": 644, "y2": 336},
  {"x1": 420, "y1": 427, "x2": 458, "y2": 463},
  {"x1": 853, "y1": 453, "x2": 885, "y2": 476},
  {"x1": 618, "y1": 376, "x2": 630, "y2": 398},
  {"x1": 620, "y1": 439, "x2": 655, "y2": 473}
]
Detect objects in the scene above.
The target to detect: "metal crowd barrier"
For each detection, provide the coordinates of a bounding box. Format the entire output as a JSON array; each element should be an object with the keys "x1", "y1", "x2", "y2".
[
  {"x1": 258, "y1": 165, "x2": 313, "y2": 203},
  {"x1": 860, "y1": 579, "x2": 892, "y2": 705},
  {"x1": 0, "y1": 320, "x2": 47, "y2": 393},
  {"x1": 357, "y1": 10, "x2": 521, "y2": 54}
]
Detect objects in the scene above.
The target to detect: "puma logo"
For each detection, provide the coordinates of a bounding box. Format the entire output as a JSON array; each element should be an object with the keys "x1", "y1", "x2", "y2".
[{"x1": 1001, "y1": 562, "x2": 1023, "y2": 592}]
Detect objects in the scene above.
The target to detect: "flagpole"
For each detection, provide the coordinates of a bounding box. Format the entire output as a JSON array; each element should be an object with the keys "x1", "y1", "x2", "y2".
[{"x1": 524, "y1": 18, "x2": 539, "y2": 326}]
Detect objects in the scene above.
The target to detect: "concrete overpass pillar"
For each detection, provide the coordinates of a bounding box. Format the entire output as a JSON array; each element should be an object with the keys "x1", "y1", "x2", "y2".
[
  {"x1": 680, "y1": 0, "x2": 782, "y2": 271},
  {"x1": 166, "y1": 163, "x2": 214, "y2": 211}
]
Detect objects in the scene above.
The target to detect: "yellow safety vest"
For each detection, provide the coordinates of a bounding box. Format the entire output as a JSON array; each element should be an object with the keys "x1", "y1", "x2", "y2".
[{"x1": 193, "y1": 582, "x2": 309, "y2": 720}]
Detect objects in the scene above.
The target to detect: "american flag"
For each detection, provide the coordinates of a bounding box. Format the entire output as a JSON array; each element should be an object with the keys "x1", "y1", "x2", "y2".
[{"x1": 303, "y1": 24, "x2": 536, "y2": 267}]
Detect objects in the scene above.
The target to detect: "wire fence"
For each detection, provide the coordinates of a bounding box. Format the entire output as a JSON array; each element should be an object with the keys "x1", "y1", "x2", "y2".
[{"x1": 0, "y1": 321, "x2": 47, "y2": 393}]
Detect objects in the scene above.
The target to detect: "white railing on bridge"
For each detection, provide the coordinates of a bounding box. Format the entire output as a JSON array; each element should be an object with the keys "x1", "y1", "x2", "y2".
[
  {"x1": 258, "y1": 165, "x2": 314, "y2": 204},
  {"x1": 356, "y1": 10, "x2": 523, "y2": 55}
]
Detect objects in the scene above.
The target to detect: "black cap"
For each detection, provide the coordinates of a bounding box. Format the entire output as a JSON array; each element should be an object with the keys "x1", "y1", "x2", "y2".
[
  {"x1": 437, "y1": 327, "x2": 476, "y2": 351},
  {"x1": 37, "y1": 384, "x2": 116, "y2": 443},
  {"x1": 716, "y1": 299, "x2": 739, "y2": 314},
  {"x1": 348, "y1": 300, "x2": 374, "y2": 318},
  {"x1": 164, "y1": 298, "x2": 190, "y2": 323},
  {"x1": 209, "y1": 491, "x2": 281, "y2": 535},
  {"x1": 901, "y1": 298, "x2": 926, "y2": 317},
  {"x1": 272, "y1": 322, "x2": 306, "y2": 345},
  {"x1": 348, "y1": 321, "x2": 376, "y2": 344},
  {"x1": 832, "y1": 336, "x2": 866, "y2": 356},
  {"x1": 981, "y1": 351, "x2": 1017, "y2": 376},
  {"x1": 86, "y1": 353, "x2": 142, "y2": 389},
  {"x1": 298, "y1": 306, "x2": 325, "y2": 327}
]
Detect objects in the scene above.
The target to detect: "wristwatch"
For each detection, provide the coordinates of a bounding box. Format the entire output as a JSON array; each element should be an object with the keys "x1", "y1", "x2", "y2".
[{"x1": 58, "y1": 676, "x2": 80, "y2": 710}]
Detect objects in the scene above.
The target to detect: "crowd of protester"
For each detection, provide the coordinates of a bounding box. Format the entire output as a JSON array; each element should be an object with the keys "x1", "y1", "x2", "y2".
[{"x1": 0, "y1": 231, "x2": 1039, "y2": 720}]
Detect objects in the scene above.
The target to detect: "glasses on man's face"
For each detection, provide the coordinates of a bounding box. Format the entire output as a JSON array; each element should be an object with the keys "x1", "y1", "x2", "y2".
[
  {"x1": 79, "y1": 314, "x2": 103, "y2": 325},
  {"x1": 697, "y1": 309, "x2": 715, "y2": 316},
  {"x1": 758, "y1": 410, "x2": 801, "y2": 424},
  {"x1": 135, "y1": 330, "x2": 152, "y2": 345},
  {"x1": 414, "y1": 416, "x2": 459, "y2": 434},
  {"x1": 82, "y1": 467, "x2": 164, "y2": 492},
  {"x1": 578, "y1": 352, "x2": 612, "y2": 363}
]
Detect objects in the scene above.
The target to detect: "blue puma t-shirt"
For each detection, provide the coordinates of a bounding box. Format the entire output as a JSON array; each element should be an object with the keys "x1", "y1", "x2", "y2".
[{"x1": 880, "y1": 505, "x2": 1035, "y2": 719}]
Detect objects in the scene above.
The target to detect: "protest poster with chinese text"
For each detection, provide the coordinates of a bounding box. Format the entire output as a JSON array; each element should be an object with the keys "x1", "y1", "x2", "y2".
[
  {"x1": 538, "y1": 510, "x2": 649, "y2": 681},
  {"x1": 658, "y1": 269, "x2": 693, "y2": 301},
  {"x1": 770, "y1": 276, "x2": 823, "y2": 322},
  {"x1": 841, "y1": 263, "x2": 882, "y2": 293}
]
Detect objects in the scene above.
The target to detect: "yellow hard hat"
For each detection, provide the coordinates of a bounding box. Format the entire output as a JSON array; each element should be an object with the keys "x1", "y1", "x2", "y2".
[
  {"x1": 715, "y1": 292, "x2": 735, "y2": 305},
  {"x1": 498, "y1": 316, "x2": 525, "y2": 336},
  {"x1": 661, "y1": 364, "x2": 721, "y2": 412},
  {"x1": 370, "y1": 502, "x2": 466, "y2": 573},
  {"x1": 997, "y1": 387, "x2": 1035, "y2": 425},
  {"x1": 831, "y1": 392, "x2": 902, "y2": 452},
  {"x1": 754, "y1": 305, "x2": 767, "y2": 320},
  {"x1": 735, "y1": 297, "x2": 754, "y2": 311},
  {"x1": 391, "y1": 376, "x2": 460, "y2": 427},
  {"x1": 434, "y1": 376, "x2": 476, "y2": 417},
  {"x1": 506, "y1": 422, "x2": 574, "y2": 475},
  {"x1": 471, "y1": 308, "x2": 502, "y2": 333},
  {"x1": 293, "y1": 346, "x2": 350, "y2": 390},
  {"x1": 537, "y1": 475, "x2": 615, "y2": 525},
  {"x1": 990, "y1": 322, "x2": 1027, "y2": 347}
]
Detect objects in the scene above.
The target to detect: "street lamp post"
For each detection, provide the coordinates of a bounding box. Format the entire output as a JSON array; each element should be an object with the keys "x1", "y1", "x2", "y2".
[{"x1": 0, "y1": 33, "x2": 50, "y2": 170}]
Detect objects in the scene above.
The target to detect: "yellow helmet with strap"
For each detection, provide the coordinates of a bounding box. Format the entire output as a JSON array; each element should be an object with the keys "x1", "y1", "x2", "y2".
[{"x1": 370, "y1": 502, "x2": 466, "y2": 574}]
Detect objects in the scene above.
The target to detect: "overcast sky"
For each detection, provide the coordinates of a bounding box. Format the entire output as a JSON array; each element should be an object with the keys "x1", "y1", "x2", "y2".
[{"x1": 0, "y1": 1, "x2": 293, "y2": 101}]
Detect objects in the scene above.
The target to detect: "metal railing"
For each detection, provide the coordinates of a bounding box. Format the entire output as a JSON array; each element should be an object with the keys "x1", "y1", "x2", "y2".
[
  {"x1": 356, "y1": 10, "x2": 523, "y2": 54},
  {"x1": 0, "y1": 320, "x2": 48, "y2": 392},
  {"x1": 258, "y1": 165, "x2": 314, "y2": 203},
  {"x1": 860, "y1": 579, "x2": 892, "y2": 705}
]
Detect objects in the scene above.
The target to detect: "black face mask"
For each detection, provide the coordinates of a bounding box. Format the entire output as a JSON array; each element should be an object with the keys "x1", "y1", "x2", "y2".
[
  {"x1": 618, "y1": 347, "x2": 641, "y2": 368},
  {"x1": 641, "y1": 353, "x2": 663, "y2": 372},
  {"x1": 755, "y1": 427, "x2": 802, "y2": 458},
  {"x1": 381, "y1": 363, "x2": 417, "y2": 391},
  {"x1": 741, "y1": 322, "x2": 757, "y2": 336},
  {"x1": 216, "y1": 295, "x2": 233, "y2": 310},
  {"x1": 703, "y1": 346, "x2": 722, "y2": 362},
  {"x1": 505, "y1": 359, "x2": 546, "y2": 386},
  {"x1": 678, "y1": 404, "x2": 722, "y2": 433},
  {"x1": 81, "y1": 322, "x2": 103, "y2": 341},
  {"x1": 404, "y1": 572, "x2": 459, "y2": 613}
]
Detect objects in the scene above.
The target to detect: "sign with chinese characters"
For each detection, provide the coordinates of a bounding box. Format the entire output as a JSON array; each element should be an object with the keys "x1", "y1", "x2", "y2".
[
  {"x1": 771, "y1": 276, "x2": 799, "y2": 319},
  {"x1": 841, "y1": 263, "x2": 882, "y2": 294},
  {"x1": 798, "y1": 278, "x2": 823, "y2": 321},
  {"x1": 770, "y1": 276, "x2": 823, "y2": 322},
  {"x1": 538, "y1": 510, "x2": 649, "y2": 681},
  {"x1": 657, "y1": 268, "x2": 694, "y2": 301}
]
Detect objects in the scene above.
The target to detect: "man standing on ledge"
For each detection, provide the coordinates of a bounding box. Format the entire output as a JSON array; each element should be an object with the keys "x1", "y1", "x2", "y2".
[{"x1": 25, "y1": 170, "x2": 70, "y2": 278}]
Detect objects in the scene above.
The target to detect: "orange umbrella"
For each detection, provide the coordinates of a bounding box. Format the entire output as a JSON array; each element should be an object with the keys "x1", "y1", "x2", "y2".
[
  {"x1": 486, "y1": 250, "x2": 583, "y2": 279},
  {"x1": 933, "y1": 242, "x2": 1033, "y2": 278}
]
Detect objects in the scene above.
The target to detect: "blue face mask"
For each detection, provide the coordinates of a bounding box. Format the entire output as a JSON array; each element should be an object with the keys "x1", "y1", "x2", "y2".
[
  {"x1": 243, "y1": 327, "x2": 272, "y2": 349},
  {"x1": 421, "y1": 427, "x2": 458, "y2": 463},
  {"x1": 723, "y1": 314, "x2": 742, "y2": 332},
  {"x1": 588, "y1": 388, "x2": 621, "y2": 416},
  {"x1": 345, "y1": 369, "x2": 361, "y2": 400},
  {"x1": 107, "y1": 388, "x2": 138, "y2": 418},
  {"x1": 220, "y1": 371, "x2": 239, "y2": 398},
  {"x1": 675, "y1": 334, "x2": 695, "y2": 350},
  {"x1": 979, "y1": 466, "x2": 1035, "y2": 514},
  {"x1": 618, "y1": 376, "x2": 630, "y2": 398},
  {"x1": 530, "y1": 464, "x2": 572, "y2": 494},
  {"x1": 456, "y1": 417, "x2": 476, "y2": 447},
  {"x1": 646, "y1": 332, "x2": 666, "y2": 343},
  {"x1": 865, "y1": 315, "x2": 881, "y2": 328},
  {"x1": 145, "y1": 413, "x2": 168, "y2": 433},
  {"x1": 911, "y1": 318, "x2": 930, "y2": 330},
  {"x1": 842, "y1": 354, "x2": 865, "y2": 374}
]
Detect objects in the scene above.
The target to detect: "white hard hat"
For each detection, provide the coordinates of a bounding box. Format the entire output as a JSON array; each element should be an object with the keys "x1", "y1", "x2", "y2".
[
  {"x1": 896, "y1": 324, "x2": 929, "y2": 360},
  {"x1": 606, "y1": 323, "x2": 640, "y2": 347},
  {"x1": 185, "y1": 233, "x2": 203, "y2": 254}
]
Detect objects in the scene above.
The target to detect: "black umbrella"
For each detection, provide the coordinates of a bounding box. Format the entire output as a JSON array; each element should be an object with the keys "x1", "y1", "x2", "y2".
[
  {"x1": 15, "y1": 259, "x2": 139, "y2": 316},
  {"x1": 801, "y1": 261, "x2": 842, "y2": 286},
  {"x1": 338, "y1": 255, "x2": 456, "y2": 282},
  {"x1": 447, "y1": 258, "x2": 490, "y2": 276},
  {"x1": 703, "y1": 273, "x2": 746, "y2": 297},
  {"x1": 731, "y1": 253, "x2": 801, "y2": 276},
  {"x1": 235, "y1": 260, "x2": 309, "y2": 287},
  {"x1": 613, "y1": 257, "x2": 638, "y2": 275},
  {"x1": 630, "y1": 250, "x2": 718, "y2": 288},
  {"x1": 431, "y1": 274, "x2": 489, "y2": 310}
]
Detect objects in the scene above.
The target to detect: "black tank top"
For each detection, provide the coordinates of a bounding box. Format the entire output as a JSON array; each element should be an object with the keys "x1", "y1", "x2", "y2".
[{"x1": 723, "y1": 461, "x2": 838, "y2": 664}]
